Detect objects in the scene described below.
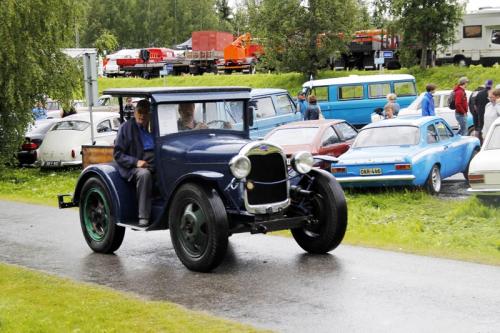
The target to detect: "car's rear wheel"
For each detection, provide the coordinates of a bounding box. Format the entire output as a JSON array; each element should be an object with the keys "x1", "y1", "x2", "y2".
[
  {"x1": 79, "y1": 177, "x2": 125, "y2": 253},
  {"x1": 425, "y1": 164, "x2": 442, "y2": 194},
  {"x1": 291, "y1": 169, "x2": 347, "y2": 254},
  {"x1": 169, "y1": 183, "x2": 228, "y2": 272}
]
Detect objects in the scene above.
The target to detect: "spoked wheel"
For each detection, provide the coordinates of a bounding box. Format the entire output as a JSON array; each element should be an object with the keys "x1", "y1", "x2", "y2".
[
  {"x1": 79, "y1": 177, "x2": 125, "y2": 253},
  {"x1": 425, "y1": 164, "x2": 442, "y2": 194},
  {"x1": 291, "y1": 169, "x2": 348, "y2": 254},
  {"x1": 169, "y1": 183, "x2": 228, "y2": 272}
]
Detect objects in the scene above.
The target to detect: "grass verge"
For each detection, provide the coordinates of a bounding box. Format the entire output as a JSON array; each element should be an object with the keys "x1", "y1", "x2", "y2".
[
  {"x1": 0, "y1": 262, "x2": 265, "y2": 333},
  {"x1": 1, "y1": 168, "x2": 499, "y2": 265}
]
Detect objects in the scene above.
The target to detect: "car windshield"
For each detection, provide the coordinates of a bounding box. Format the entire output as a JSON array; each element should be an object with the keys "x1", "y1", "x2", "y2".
[
  {"x1": 485, "y1": 125, "x2": 500, "y2": 150},
  {"x1": 51, "y1": 120, "x2": 90, "y2": 131},
  {"x1": 266, "y1": 127, "x2": 319, "y2": 145},
  {"x1": 157, "y1": 101, "x2": 246, "y2": 136},
  {"x1": 353, "y1": 126, "x2": 420, "y2": 148}
]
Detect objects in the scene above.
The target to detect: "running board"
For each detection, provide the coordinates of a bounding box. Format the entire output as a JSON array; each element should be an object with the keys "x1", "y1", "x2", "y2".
[{"x1": 116, "y1": 223, "x2": 148, "y2": 231}]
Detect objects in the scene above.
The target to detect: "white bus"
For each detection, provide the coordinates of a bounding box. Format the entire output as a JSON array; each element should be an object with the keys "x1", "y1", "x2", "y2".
[{"x1": 436, "y1": 7, "x2": 500, "y2": 66}]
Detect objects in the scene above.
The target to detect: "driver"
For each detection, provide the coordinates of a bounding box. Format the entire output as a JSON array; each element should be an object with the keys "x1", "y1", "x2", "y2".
[{"x1": 177, "y1": 103, "x2": 207, "y2": 130}]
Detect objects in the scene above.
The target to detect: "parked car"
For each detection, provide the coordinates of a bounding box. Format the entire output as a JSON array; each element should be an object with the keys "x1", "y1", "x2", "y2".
[
  {"x1": 38, "y1": 112, "x2": 120, "y2": 168},
  {"x1": 249, "y1": 88, "x2": 302, "y2": 139},
  {"x1": 58, "y1": 87, "x2": 348, "y2": 272},
  {"x1": 467, "y1": 117, "x2": 500, "y2": 200},
  {"x1": 302, "y1": 74, "x2": 418, "y2": 127},
  {"x1": 331, "y1": 116, "x2": 480, "y2": 194},
  {"x1": 397, "y1": 90, "x2": 473, "y2": 133},
  {"x1": 17, "y1": 118, "x2": 59, "y2": 166},
  {"x1": 264, "y1": 119, "x2": 358, "y2": 158}
]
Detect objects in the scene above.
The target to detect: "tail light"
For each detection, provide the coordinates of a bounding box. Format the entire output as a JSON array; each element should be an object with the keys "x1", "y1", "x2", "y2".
[
  {"x1": 71, "y1": 149, "x2": 76, "y2": 159},
  {"x1": 395, "y1": 163, "x2": 412, "y2": 170},
  {"x1": 468, "y1": 174, "x2": 484, "y2": 184},
  {"x1": 22, "y1": 142, "x2": 39, "y2": 151},
  {"x1": 331, "y1": 167, "x2": 347, "y2": 174}
]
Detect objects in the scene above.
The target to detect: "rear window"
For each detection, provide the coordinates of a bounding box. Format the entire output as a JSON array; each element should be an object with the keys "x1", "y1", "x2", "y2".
[
  {"x1": 334, "y1": 121, "x2": 358, "y2": 140},
  {"x1": 254, "y1": 97, "x2": 276, "y2": 119},
  {"x1": 310, "y1": 86, "x2": 328, "y2": 101},
  {"x1": 339, "y1": 85, "x2": 363, "y2": 100},
  {"x1": 394, "y1": 81, "x2": 417, "y2": 96},
  {"x1": 266, "y1": 127, "x2": 319, "y2": 145},
  {"x1": 354, "y1": 126, "x2": 420, "y2": 148},
  {"x1": 51, "y1": 120, "x2": 90, "y2": 131},
  {"x1": 275, "y1": 94, "x2": 295, "y2": 114}
]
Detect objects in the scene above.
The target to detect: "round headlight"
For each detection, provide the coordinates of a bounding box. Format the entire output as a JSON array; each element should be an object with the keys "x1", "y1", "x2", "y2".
[
  {"x1": 291, "y1": 151, "x2": 314, "y2": 174},
  {"x1": 229, "y1": 155, "x2": 251, "y2": 179}
]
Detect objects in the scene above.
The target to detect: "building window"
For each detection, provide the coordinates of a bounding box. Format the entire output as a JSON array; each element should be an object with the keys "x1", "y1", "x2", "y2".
[{"x1": 463, "y1": 25, "x2": 482, "y2": 38}]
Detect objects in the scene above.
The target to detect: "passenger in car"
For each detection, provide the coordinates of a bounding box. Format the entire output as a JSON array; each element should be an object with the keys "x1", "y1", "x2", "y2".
[
  {"x1": 177, "y1": 103, "x2": 207, "y2": 130},
  {"x1": 114, "y1": 99, "x2": 154, "y2": 227}
]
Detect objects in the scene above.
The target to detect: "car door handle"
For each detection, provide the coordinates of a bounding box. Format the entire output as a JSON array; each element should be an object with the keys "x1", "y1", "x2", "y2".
[{"x1": 443, "y1": 145, "x2": 449, "y2": 150}]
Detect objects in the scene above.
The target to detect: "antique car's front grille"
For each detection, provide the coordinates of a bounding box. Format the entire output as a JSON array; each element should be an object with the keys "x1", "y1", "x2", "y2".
[{"x1": 246, "y1": 152, "x2": 288, "y2": 206}]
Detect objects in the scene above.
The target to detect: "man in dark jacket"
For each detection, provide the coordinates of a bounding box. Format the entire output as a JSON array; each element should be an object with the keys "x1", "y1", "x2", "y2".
[
  {"x1": 114, "y1": 99, "x2": 154, "y2": 227},
  {"x1": 474, "y1": 79, "x2": 493, "y2": 143},
  {"x1": 454, "y1": 77, "x2": 469, "y2": 136}
]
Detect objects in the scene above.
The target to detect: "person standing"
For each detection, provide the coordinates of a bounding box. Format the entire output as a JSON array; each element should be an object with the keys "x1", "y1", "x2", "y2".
[
  {"x1": 421, "y1": 84, "x2": 436, "y2": 116},
  {"x1": 32, "y1": 101, "x2": 47, "y2": 120},
  {"x1": 483, "y1": 88, "x2": 500, "y2": 137},
  {"x1": 296, "y1": 92, "x2": 308, "y2": 119},
  {"x1": 114, "y1": 99, "x2": 154, "y2": 227},
  {"x1": 385, "y1": 93, "x2": 400, "y2": 116},
  {"x1": 304, "y1": 95, "x2": 322, "y2": 120},
  {"x1": 453, "y1": 77, "x2": 469, "y2": 136},
  {"x1": 124, "y1": 97, "x2": 135, "y2": 120},
  {"x1": 474, "y1": 79, "x2": 493, "y2": 143}
]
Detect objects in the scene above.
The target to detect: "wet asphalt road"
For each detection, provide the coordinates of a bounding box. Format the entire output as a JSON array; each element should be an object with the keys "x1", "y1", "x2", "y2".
[{"x1": 1, "y1": 189, "x2": 500, "y2": 333}]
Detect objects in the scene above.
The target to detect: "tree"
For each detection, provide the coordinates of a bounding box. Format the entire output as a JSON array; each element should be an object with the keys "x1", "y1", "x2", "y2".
[
  {"x1": 248, "y1": 0, "x2": 360, "y2": 77},
  {"x1": 0, "y1": 0, "x2": 82, "y2": 166},
  {"x1": 377, "y1": 0, "x2": 464, "y2": 69},
  {"x1": 95, "y1": 30, "x2": 119, "y2": 57}
]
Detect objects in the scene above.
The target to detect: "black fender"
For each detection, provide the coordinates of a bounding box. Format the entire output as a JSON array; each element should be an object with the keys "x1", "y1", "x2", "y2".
[{"x1": 73, "y1": 162, "x2": 137, "y2": 223}]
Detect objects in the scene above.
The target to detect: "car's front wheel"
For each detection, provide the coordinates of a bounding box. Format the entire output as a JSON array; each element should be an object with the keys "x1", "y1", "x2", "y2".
[
  {"x1": 79, "y1": 177, "x2": 125, "y2": 253},
  {"x1": 169, "y1": 183, "x2": 229, "y2": 272},
  {"x1": 425, "y1": 164, "x2": 442, "y2": 194},
  {"x1": 291, "y1": 169, "x2": 348, "y2": 254}
]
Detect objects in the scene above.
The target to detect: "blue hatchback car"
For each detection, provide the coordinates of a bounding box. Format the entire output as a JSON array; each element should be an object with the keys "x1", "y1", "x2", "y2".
[{"x1": 331, "y1": 116, "x2": 480, "y2": 193}]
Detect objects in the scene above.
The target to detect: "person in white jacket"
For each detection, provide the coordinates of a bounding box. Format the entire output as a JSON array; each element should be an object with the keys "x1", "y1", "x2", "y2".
[{"x1": 483, "y1": 87, "x2": 500, "y2": 138}]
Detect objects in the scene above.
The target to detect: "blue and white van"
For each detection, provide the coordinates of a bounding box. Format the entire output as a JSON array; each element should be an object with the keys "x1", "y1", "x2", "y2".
[{"x1": 301, "y1": 74, "x2": 418, "y2": 127}]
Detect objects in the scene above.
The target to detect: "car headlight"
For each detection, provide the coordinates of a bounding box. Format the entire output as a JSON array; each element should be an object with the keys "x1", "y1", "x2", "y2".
[
  {"x1": 229, "y1": 155, "x2": 251, "y2": 179},
  {"x1": 291, "y1": 151, "x2": 314, "y2": 174}
]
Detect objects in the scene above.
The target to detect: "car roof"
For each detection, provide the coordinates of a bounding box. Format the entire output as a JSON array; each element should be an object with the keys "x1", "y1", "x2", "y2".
[
  {"x1": 272, "y1": 119, "x2": 346, "y2": 130},
  {"x1": 363, "y1": 116, "x2": 437, "y2": 129},
  {"x1": 303, "y1": 74, "x2": 415, "y2": 87},
  {"x1": 58, "y1": 112, "x2": 118, "y2": 122},
  {"x1": 250, "y1": 88, "x2": 288, "y2": 97},
  {"x1": 103, "y1": 87, "x2": 252, "y2": 102}
]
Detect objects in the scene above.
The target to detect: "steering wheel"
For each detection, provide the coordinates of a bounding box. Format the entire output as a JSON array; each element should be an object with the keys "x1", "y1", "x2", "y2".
[{"x1": 206, "y1": 120, "x2": 231, "y2": 129}]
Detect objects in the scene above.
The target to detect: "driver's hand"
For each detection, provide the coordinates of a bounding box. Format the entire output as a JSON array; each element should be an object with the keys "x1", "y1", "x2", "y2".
[{"x1": 137, "y1": 160, "x2": 148, "y2": 168}]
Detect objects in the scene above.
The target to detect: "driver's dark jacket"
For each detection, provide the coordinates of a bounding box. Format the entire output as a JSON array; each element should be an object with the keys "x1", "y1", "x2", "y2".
[{"x1": 114, "y1": 118, "x2": 145, "y2": 180}]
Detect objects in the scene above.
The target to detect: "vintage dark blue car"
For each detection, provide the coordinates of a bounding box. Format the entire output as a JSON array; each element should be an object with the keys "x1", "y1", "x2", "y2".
[{"x1": 59, "y1": 87, "x2": 347, "y2": 272}]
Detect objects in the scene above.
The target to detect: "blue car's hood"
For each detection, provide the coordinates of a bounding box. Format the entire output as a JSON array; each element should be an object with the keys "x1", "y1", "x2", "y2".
[{"x1": 338, "y1": 145, "x2": 419, "y2": 164}]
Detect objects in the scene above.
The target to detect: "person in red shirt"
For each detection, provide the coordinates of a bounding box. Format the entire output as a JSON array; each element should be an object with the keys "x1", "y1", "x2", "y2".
[{"x1": 454, "y1": 77, "x2": 469, "y2": 135}]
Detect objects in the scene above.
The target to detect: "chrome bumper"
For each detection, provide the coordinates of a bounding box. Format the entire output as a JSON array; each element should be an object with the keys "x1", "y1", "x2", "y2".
[
  {"x1": 336, "y1": 175, "x2": 416, "y2": 183},
  {"x1": 467, "y1": 188, "x2": 500, "y2": 195}
]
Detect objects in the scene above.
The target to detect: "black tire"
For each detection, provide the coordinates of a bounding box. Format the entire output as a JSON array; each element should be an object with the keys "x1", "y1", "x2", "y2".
[
  {"x1": 463, "y1": 148, "x2": 479, "y2": 180},
  {"x1": 169, "y1": 183, "x2": 229, "y2": 272},
  {"x1": 291, "y1": 169, "x2": 348, "y2": 254},
  {"x1": 79, "y1": 177, "x2": 125, "y2": 253},
  {"x1": 425, "y1": 164, "x2": 442, "y2": 194}
]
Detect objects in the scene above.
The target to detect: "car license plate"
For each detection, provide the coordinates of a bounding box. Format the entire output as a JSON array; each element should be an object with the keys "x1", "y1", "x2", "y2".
[
  {"x1": 44, "y1": 161, "x2": 61, "y2": 167},
  {"x1": 360, "y1": 168, "x2": 382, "y2": 176}
]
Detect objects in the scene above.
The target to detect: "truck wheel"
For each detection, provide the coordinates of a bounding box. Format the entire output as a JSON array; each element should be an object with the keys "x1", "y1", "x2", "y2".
[
  {"x1": 169, "y1": 183, "x2": 228, "y2": 272},
  {"x1": 291, "y1": 169, "x2": 347, "y2": 254},
  {"x1": 79, "y1": 177, "x2": 125, "y2": 253}
]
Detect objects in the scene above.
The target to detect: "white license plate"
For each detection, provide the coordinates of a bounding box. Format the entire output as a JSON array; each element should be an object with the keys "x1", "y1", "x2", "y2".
[
  {"x1": 44, "y1": 161, "x2": 61, "y2": 167},
  {"x1": 360, "y1": 168, "x2": 382, "y2": 176}
]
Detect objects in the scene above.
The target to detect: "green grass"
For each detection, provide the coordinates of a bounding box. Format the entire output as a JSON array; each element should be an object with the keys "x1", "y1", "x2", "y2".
[
  {"x1": 0, "y1": 262, "x2": 266, "y2": 333},
  {"x1": 1, "y1": 168, "x2": 499, "y2": 264},
  {"x1": 98, "y1": 65, "x2": 500, "y2": 97}
]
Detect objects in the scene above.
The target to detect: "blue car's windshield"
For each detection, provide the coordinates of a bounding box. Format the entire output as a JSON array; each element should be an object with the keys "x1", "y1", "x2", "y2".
[
  {"x1": 353, "y1": 125, "x2": 420, "y2": 148},
  {"x1": 157, "y1": 101, "x2": 246, "y2": 136}
]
